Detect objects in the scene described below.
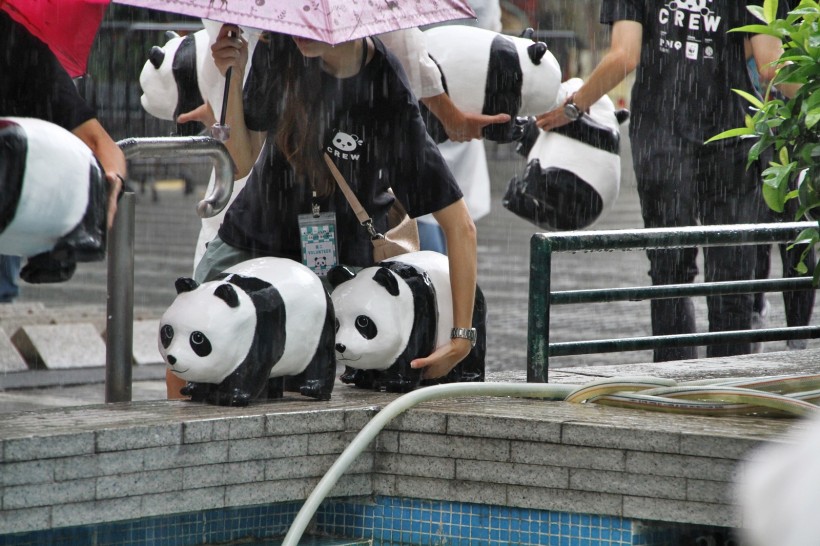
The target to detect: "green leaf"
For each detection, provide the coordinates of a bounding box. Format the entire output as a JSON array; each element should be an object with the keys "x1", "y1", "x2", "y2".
[
  {"x1": 762, "y1": 182, "x2": 787, "y2": 212},
  {"x1": 732, "y1": 88, "x2": 766, "y2": 109},
  {"x1": 705, "y1": 127, "x2": 755, "y2": 143},
  {"x1": 729, "y1": 24, "x2": 784, "y2": 37},
  {"x1": 780, "y1": 146, "x2": 791, "y2": 164},
  {"x1": 806, "y1": 107, "x2": 820, "y2": 129},
  {"x1": 764, "y1": 0, "x2": 779, "y2": 23}
]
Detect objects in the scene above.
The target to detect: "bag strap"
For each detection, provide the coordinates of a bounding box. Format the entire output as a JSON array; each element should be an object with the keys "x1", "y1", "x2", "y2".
[{"x1": 323, "y1": 152, "x2": 382, "y2": 239}]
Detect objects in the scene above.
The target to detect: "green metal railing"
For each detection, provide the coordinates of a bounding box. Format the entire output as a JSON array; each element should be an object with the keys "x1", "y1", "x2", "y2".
[{"x1": 527, "y1": 221, "x2": 820, "y2": 383}]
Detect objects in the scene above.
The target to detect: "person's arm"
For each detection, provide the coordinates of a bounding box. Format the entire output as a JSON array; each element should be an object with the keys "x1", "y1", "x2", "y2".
[
  {"x1": 71, "y1": 118, "x2": 126, "y2": 229},
  {"x1": 379, "y1": 28, "x2": 511, "y2": 142},
  {"x1": 180, "y1": 24, "x2": 266, "y2": 178},
  {"x1": 750, "y1": 33, "x2": 799, "y2": 99},
  {"x1": 536, "y1": 19, "x2": 642, "y2": 131},
  {"x1": 420, "y1": 92, "x2": 510, "y2": 142},
  {"x1": 410, "y1": 198, "x2": 477, "y2": 378}
]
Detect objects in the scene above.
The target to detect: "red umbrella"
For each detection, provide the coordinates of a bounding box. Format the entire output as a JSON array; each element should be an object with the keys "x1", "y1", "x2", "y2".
[
  {"x1": 111, "y1": 0, "x2": 475, "y2": 45},
  {"x1": 0, "y1": 0, "x2": 110, "y2": 78}
]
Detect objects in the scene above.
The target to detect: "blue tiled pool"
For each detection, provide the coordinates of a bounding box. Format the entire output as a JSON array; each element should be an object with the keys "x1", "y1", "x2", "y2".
[{"x1": 0, "y1": 496, "x2": 731, "y2": 546}]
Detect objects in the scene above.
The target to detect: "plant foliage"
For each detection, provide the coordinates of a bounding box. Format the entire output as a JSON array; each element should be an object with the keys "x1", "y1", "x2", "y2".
[{"x1": 708, "y1": 0, "x2": 820, "y2": 282}]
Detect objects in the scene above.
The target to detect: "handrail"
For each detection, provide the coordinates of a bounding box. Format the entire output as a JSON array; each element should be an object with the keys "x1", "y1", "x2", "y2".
[
  {"x1": 527, "y1": 221, "x2": 820, "y2": 383},
  {"x1": 105, "y1": 136, "x2": 236, "y2": 402}
]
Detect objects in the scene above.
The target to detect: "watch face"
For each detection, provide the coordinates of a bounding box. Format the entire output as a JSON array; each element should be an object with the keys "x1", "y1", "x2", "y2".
[{"x1": 563, "y1": 103, "x2": 580, "y2": 121}]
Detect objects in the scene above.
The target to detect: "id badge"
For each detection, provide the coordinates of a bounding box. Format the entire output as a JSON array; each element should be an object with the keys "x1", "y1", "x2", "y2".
[{"x1": 298, "y1": 211, "x2": 338, "y2": 276}]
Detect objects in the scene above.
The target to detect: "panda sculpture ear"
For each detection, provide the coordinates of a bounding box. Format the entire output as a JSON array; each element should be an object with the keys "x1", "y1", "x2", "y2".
[
  {"x1": 520, "y1": 27, "x2": 535, "y2": 40},
  {"x1": 527, "y1": 42, "x2": 548, "y2": 66},
  {"x1": 372, "y1": 268, "x2": 400, "y2": 297},
  {"x1": 175, "y1": 277, "x2": 199, "y2": 294},
  {"x1": 327, "y1": 265, "x2": 357, "y2": 288},
  {"x1": 213, "y1": 283, "x2": 240, "y2": 308},
  {"x1": 615, "y1": 109, "x2": 630, "y2": 125},
  {"x1": 148, "y1": 46, "x2": 165, "y2": 69}
]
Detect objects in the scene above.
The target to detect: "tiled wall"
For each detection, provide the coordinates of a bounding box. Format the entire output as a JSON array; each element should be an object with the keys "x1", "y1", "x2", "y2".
[{"x1": 1, "y1": 496, "x2": 729, "y2": 546}]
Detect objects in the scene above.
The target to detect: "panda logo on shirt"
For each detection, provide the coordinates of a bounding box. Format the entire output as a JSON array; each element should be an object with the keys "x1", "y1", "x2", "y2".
[{"x1": 328, "y1": 131, "x2": 364, "y2": 161}]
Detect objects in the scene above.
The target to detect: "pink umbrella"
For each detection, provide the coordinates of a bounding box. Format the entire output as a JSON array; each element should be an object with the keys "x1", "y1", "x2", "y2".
[
  {"x1": 111, "y1": 0, "x2": 476, "y2": 45},
  {"x1": 0, "y1": 0, "x2": 110, "y2": 78}
]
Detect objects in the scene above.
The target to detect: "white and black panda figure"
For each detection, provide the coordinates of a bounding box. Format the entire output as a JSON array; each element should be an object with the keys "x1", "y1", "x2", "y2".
[
  {"x1": 502, "y1": 78, "x2": 630, "y2": 231},
  {"x1": 139, "y1": 20, "x2": 261, "y2": 136},
  {"x1": 158, "y1": 257, "x2": 336, "y2": 406},
  {"x1": 327, "y1": 251, "x2": 486, "y2": 393},
  {"x1": 0, "y1": 117, "x2": 106, "y2": 283},
  {"x1": 421, "y1": 26, "x2": 562, "y2": 143}
]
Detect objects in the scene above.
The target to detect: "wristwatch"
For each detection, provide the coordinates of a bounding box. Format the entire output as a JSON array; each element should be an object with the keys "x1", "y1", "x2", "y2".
[
  {"x1": 450, "y1": 327, "x2": 477, "y2": 347},
  {"x1": 563, "y1": 96, "x2": 583, "y2": 121}
]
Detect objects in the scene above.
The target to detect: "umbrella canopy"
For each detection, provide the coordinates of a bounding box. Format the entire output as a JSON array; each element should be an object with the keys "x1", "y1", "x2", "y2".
[
  {"x1": 0, "y1": 0, "x2": 110, "y2": 78},
  {"x1": 111, "y1": 0, "x2": 476, "y2": 45}
]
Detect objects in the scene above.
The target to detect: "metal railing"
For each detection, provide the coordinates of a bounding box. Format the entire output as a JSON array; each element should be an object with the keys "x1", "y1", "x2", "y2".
[
  {"x1": 527, "y1": 222, "x2": 820, "y2": 383},
  {"x1": 105, "y1": 136, "x2": 236, "y2": 402}
]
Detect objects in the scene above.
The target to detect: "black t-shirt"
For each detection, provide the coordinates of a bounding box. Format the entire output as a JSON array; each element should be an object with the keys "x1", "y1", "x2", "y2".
[
  {"x1": 0, "y1": 10, "x2": 96, "y2": 130},
  {"x1": 219, "y1": 36, "x2": 462, "y2": 266},
  {"x1": 601, "y1": 0, "x2": 779, "y2": 154}
]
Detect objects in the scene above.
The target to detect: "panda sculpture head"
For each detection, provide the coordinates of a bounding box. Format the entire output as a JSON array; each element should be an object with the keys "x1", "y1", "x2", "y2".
[
  {"x1": 159, "y1": 276, "x2": 265, "y2": 385},
  {"x1": 329, "y1": 264, "x2": 436, "y2": 372},
  {"x1": 139, "y1": 21, "x2": 260, "y2": 135},
  {"x1": 502, "y1": 78, "x2": 630, "y2": 231},
  {"x1": 421, "y1": 25, "x2": 562, "y2": 143}
]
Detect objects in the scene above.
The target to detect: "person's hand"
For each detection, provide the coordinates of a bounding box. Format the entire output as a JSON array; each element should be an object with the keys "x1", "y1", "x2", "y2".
[
  {"x1": 444, "y1": 111, "x2": 511, "y2": 142},
  {"x1": 211, "y1": 24, "x2": 248, "y2": 81},
  {"x1": 177, "y1": 102, "x2": 217, "y2": 127},
  {"x1": 535, "y1": 105, "x2": 572, "y2": 132},
  {"x1": 104, "y1": 171, "x2": 123, "y2": 230},
  {"x1": 410, "y1": 337, "x2": 472, "y2": 379}
]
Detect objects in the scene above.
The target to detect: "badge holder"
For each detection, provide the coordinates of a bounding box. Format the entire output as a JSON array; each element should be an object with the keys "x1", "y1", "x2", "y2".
[{"x1": 298, "y1": 193, "x2": 338, "y2": 276}]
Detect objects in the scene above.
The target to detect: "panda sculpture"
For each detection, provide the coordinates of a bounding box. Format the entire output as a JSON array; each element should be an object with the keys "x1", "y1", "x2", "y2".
[
  {"x1": 328, "y1": 251, "x2": 485, "y2": 393},
  {"x1": 139, "y1": 20, "x2": 260, "y2": 135},
  {"x1": 0, "y1": 117, "x2": 106, "y2": 283},
  {"x1": 158, "y1": 257, "x2": 336, "y2": 406},
  {"x1": 421, "y1": 26, "x2": 562, "y2": 143},
  {"x1": 502, "y1": 78, "x2": 630, "y2": 231}
]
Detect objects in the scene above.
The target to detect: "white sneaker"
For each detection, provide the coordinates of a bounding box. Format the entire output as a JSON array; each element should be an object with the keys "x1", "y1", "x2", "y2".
[
  {"x1": 787, "y1": 338, "x2": 808, "y2": 351},
  {"x1": 751, "y1": 298, "x2": 770, "y2": 353}
]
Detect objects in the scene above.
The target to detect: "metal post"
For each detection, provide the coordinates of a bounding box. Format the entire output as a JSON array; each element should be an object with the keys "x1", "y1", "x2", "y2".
[
  {"x1": 527, "y1": 234, "x2": 551, "y2": 383},
  {"x1": 105, "y1": 190, "x2": 135, "y2": 403}
]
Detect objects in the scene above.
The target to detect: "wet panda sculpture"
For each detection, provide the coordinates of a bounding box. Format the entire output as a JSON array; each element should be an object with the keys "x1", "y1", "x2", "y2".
[
  {"x1": 0, "y1": 117, "x2": 106, "y2": 283},
  {"x1": 139, "y1": 20, "x2": 261, "y2": 135},
  {"x1": 502, "y1": 78, "x2": 630, "y2": 231},
  {"x1": 158, "y1": 257, "x2": 336, "y2": 406},
  {"x1": 328, "y1": 251, "x2": 485, "y2": 393},
  {"x1": 421, "y1": 26, "x2": 562, "y2": 143}
]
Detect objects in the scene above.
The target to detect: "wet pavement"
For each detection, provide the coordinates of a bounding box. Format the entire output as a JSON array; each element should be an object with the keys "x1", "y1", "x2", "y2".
[{"x1": 4, "y1": 135, "x2": 819, "y2": 412}]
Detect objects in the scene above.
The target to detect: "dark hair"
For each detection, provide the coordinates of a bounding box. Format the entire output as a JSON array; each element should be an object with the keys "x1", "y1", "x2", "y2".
[{"x1": 273, "y1": 46, "x2": 334, "y2": 196}]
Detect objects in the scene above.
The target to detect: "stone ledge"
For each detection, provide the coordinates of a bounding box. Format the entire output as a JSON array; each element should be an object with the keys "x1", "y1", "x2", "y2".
[{"x1": 0, "y1": 378, "x2": 798, "y2": 535}]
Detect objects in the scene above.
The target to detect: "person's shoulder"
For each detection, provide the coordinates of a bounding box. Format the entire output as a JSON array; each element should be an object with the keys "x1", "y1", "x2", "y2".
[{"x1": 369, "y1": 37, "x2": 414, "y2": 94}]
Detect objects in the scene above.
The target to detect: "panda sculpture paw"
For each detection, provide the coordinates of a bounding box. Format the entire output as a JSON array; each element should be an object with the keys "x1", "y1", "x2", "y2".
[
  {"x1": 299, "y1": 380, "x2": 332, "y2": 401},
  {"x1": 19, "y1": 251, "x2": 77, "y2": 284}
]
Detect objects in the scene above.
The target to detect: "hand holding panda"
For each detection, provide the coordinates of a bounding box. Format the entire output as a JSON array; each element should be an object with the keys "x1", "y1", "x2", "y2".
[
  {"x1": 421, "y1": 25, "x2": 562, "y2": 143},
  {"x1": 328, "y1": 251, "x2": 485, "y2": 393}
]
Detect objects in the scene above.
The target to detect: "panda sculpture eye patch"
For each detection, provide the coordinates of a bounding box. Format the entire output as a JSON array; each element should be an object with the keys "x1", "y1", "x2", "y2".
[
  {"x1": 160, "y1": 324, "x2": 173, "y2": 349},
  {"x1": 355, "y1": 315, "x2": 378, "y2": 340},
  {"x1": 189, "y1": 331, "x2": 212, "y2": 357}
]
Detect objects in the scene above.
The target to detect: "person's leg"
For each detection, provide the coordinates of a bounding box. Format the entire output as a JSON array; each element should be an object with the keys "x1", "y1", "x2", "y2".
[
  {"x1": 0, "y1": 255, "x2": 21, "y2": 303},
  {"x1": 698, "y1": 142, "x2": 759, "y2": 357},
  {"x1": 635, "y1": 157, "x2": 699, "y2": 362}
]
